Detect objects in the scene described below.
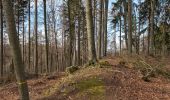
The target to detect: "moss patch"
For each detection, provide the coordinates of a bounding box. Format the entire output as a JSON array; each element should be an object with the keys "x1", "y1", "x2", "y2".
[
  {"x1": 74, "y1": 77, "x2": 105, "y2": 99},
  {"x1": 60, "y1": 77, "x2": 105, "y2": 99},
  {"x1": 75, "y1": 77, "x2": 104, "y2": 91}
]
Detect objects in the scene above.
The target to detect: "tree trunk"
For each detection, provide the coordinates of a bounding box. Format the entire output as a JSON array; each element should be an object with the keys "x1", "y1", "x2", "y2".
[
  {"x1": 150, "y1": 0, "x2": 155, "y2": 55},
  {"x1": 2, "y1": 0, "x2": 29, "y2": 99},
  {"x1": 28, "y1": 0, "x2": 31, "y2": 71},
  {"x1": 34, "y1": 0, "x2": 38, "y2": 76},
  {"x1": 43, "y1": 0, "x2": 49, "y2": 73},
  {"x1": 104, "y1": 0, "x2": 109, "y2": 56},
  {"x1": 68, "y1": 0, "x2": 75, "y2": 66},
  {"x1": 128, "y1": 0, "x2": 132, "y2": 54},
  {"x1": 85, "y1": 0, "x2": 97, "y2": 63},
  {"x1": 0, "y1": 0, "x2": 3, "y2": 77},
  {"x1": 77, "y1": 0, "x2": 81, "y2": 66},
  {"x1": 123, "y1": 1, "x2": 128, "y2": 50},
  {"x1": 97, "y1": 0, "x2": 103, "y2": 59},
  {"x1": 22, "y1": 13, "x2": 25, "y2": 65},
  {"x1": 119, "y1": 15, "x2": 122, "y2": 55}
]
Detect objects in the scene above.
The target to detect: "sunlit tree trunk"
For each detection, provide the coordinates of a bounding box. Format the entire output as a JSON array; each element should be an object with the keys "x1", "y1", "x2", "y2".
[
  {"x1": 98, "y1": 0, "x2": 103, "y2": 59},
  {"x1": 85, "y1": 0, "x2": 97, "y2": 63}
]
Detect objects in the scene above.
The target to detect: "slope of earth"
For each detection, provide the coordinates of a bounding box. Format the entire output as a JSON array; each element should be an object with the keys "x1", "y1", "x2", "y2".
[
  {"x1": 39, "y1": 56, "x2": 170, "y2": 100},
  {"x1": 0, "y1": 56, "x2": 170, "y2": 100},
  {"x1": 0, "y1": 73, "x2": 66, "y2": 100}
]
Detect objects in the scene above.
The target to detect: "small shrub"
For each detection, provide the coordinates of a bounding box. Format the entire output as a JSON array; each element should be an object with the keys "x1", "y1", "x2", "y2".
[
  {"x1": 66, "y1": 66, "x2": 79, "y2": 74},
  {"x1": 99, "y1": 61, "x2": 111, "y2": 66}
]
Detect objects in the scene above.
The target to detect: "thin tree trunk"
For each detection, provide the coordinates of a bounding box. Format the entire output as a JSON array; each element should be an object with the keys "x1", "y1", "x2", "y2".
[
  {"x1": 22, "y1": 13, "x2": 25, "y2": 65},
  {"x1": 34, "y1": 0, "x2": 38, "y2": 76},
  {"x1": 28, "y1": 0, "x2": 31, "y2": 71},
  {"x1": 123, "y1": 1, "x2": 128, "y2": 50},
  {"x1": 104, "y1": 0, "x2": 109, "y2": 56},
  {"x1": 0, "y1": 0, "x2": 3, "y2": 77},
  {"x1": 150, "y1": 0, "x2": 155, "y2": 55},
  {"x1": 77, "y1": 1, "x2": 81, "y2": 66},
  {"x1": 119, "y1": 16, "x2": 122, "y2": 55}
]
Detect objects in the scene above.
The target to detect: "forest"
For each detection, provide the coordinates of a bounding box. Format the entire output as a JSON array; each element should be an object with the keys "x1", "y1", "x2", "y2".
[{"x1": 0, "y1": 0, "x2": 170, "y2": 100}]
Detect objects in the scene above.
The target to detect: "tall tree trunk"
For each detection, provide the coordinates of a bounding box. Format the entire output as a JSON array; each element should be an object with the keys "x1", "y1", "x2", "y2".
[
  {"x1": 128, "y1": 0, "x2": 132, "y2": 54},
  {"x1": 150, "y1": 0, "x2": 155, "y2": 55},
  {"x1": 43, "y1": 0, "x2": 49, "y2": 73},
  {"x1": 123, "y1": 1, "x2": 128, "y2": 50},
  {"x1": 68, "y1": 0, "x2": 75, "y2": 66},
  {"x1": 0, "y1": 0, "x2": 3, "y2": 77},
  {"x1": 97, "y1": 0, "x2": 103, "y2": 59},
  {"x1": 22, "y1": 13, "x2": 25, "y2": 65},
  {"x1": 85, "y1": 0, "x2": 97, "y2": 63},
  {"x1": 119, "y1": 15, "x2": 122, "y2": 55},
  {"x1": 104, "y1": 0, "x2": 109, "y2": 56},
  {"x1": 34, "y1": 0, "x2": 38, "y2": 76},
  {"x1": 147, "y1": 12, "x2": 151, "y2": 55},
  {"x1": 2, "y1": 0, "x2": 29, "y2": 99},
  {"x1": 17, "y1": 0, "x2": 20, "y2": 41},
  {"x1": 77, "y1": 0, "x2": 81, "y2": 66},
  {"x1": 28, "y1": 0, "x2": 31, "y2": 71}
]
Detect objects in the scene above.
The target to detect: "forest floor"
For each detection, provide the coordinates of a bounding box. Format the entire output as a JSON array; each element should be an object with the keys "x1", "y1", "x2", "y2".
[{"x1": 0, "y1": 55, "x2": 170, "y2": 100}]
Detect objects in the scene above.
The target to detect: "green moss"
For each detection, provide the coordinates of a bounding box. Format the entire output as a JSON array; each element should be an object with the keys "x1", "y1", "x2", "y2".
[
  {"x1": 75, "y1": 77, "x2": 105, "y2": 99},
  {"x1": 75, "y1": 77, "x2": 104, "y2": 91},
  {"x1": 75, "y1": 86, "x2": 105, "y2": 100}
]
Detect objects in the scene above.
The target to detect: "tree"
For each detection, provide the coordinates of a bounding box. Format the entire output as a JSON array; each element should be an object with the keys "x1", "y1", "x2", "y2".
[
  {"x1": 67, "y1": 0, "x2": 75, "y2": 66},
  {"x1": 150, "y1": 0, "x2": 155, "y2": 55},
  {"x1": 43, "y1": 0, "x2": 49, "y2": 73},
  {"x1": 104, "y1": 0, "x2": 109, "y2": 56},
  {"x1": 0, "y1": 0, "x2": 3, "y2": 77},
  {"x1": 98, "y1": 0, "x2": 103, "y2": 59},
  {"x1": 128, "y1": 0, "x2": 132, "y2": 54},
  {"x1": 34, "y1": 0, "x2": 38, "y2": 76},
  {"x1": 28, "y1": 0, "x2": 31, "y2": 71},
  {"x1": 85, "y1": 0, "x2": 97, "y2": 63},
  {"x1": 2, "y1": 0, "x2": 29, "y2": 99},
  {"x1": 77, "y1": 0, "x2": 81, "y2": 66},
  {"x1": 123, "y1": 0, "x2": 128, "y2": 50}
]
